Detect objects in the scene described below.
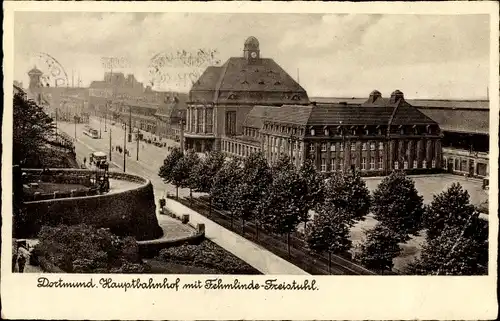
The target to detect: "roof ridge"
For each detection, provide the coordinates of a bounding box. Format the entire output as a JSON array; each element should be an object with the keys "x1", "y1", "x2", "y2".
[{"x1": 213, "y1": 60, "x2": 231, "y2": 104}]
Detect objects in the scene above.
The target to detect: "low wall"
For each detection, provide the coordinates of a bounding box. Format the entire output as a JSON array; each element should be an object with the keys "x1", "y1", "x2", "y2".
[{"x1": 20, "y1": 169, "x2": 163, "y2": 241}]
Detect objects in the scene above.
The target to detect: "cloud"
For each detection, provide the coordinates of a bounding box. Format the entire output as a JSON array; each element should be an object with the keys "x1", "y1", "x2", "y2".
[{"x1": 13, "y1": 12, "x2": 490, "y2": 99}]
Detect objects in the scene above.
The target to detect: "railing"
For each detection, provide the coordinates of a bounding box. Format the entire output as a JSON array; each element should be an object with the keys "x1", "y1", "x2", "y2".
[{"x1": 174, "y1": 196, "x2": 376, "y2": 275}]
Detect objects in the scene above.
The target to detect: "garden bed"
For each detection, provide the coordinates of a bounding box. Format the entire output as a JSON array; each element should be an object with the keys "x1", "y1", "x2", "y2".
[{"x1": 153, "y1": 239, "x2": 261, "y2": 275}]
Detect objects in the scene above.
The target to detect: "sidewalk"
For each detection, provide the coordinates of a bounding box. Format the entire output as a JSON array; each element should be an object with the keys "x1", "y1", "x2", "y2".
[{"x1": 164, "y1": 198, "x2": 309, "y2": 275}]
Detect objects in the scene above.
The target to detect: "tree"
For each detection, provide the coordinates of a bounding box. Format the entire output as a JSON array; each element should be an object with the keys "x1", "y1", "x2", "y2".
[
  {"x1": 298, "y1": 157, "x2": 325, "y2": 230},
  {"x1": 358, "y1": 223, "x2": 402, "y2": 274},
  {"x1": 405, "y1": 219, "x2": 488, "y2": 275},
  {"x1": 190, "y1": 150, "x2": 225, "y2": 215},
  {"x1": 235, "y1": 152, "x2": 272, "y2": 236},
  {"x1": 33, "y1": 224, "x2": 143, "y2": 273},
  {"x1": 262, "y1": 155, "x2": 305, "y2": 255},
  {"x1": 372, "y1": 171, "x2": 424, "y2": 242},
  {"x1": 158, "y1": 147, "x2": 184, "y2": 198},
  {"x1": 423, "y1": 182, "x2": 478, "y2": 241},
  {"x1": 306, "y1": 205, "x2": 352, "y2": 273},
  {"x1": 171, "y1": 149, "x2": 199, "y2": 200},
  {"x1": 323, "y1": 171, "x2": 371, "y2": 227},
  {"x1": 406, "y1": 183, "x2": 489, "y2": 275},
  {"x1": 13, "y1": 92, "x2": 55, "y2": 167},
  {"x1": 211, "y1": 157, "x2": 243, "y2": 227}
]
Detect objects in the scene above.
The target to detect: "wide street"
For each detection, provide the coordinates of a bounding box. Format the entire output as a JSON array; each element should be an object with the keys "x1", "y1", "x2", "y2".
[{"x1": 56, "y1": 117, "x2": 309, "y2": 275}]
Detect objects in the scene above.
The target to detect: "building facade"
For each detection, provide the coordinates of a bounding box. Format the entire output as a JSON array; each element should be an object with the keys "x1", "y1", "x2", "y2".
[
  {"x1": 223, "y1": 90, "x2": 443, "y2": 175},
  {"x1": 185, "y1": 36, "x2": 309, "y2": 152}
]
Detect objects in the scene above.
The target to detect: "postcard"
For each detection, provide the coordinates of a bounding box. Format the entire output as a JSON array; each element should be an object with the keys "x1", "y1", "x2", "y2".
[{"x1": 2, "y1": 1, "x2": 498, "y2": 320}]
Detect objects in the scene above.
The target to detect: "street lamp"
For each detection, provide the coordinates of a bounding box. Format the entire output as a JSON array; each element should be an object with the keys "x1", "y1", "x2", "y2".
[
  {"x1": 123, "y1": 122, "x2": 127, "y2": 172},
  {"x1": 74, "y1": 115, "x2": 77, "y2": 140},
  {"x1": 109, "y1": 126, "x2": 112, "y2": 162}
]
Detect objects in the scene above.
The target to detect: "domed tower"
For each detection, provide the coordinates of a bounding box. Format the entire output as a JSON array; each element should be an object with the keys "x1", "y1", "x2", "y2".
[
  {"x1": 244, "y1": 36, "x2": 260, "y2": 62},
  {"x1": 28, "y1": 66, "x2": 43, "y2": 90}
]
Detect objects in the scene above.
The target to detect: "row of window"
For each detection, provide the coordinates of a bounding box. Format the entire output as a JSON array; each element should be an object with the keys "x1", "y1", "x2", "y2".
[
  {"x1": 310, "y1": 142, "x2": 385, "y2": 152},
  {"x1": 264, "y1": 125, "x2": 435, "y2": 137},
  {"x1": 223, "y1": 140, "x2": 259, "y2": 156},
  {"x1": 188, "y1": 108, "x2": 214, "y2": 134},
  {"x1": 319, "y1": 158, "x2": 437, "y2": 172}
]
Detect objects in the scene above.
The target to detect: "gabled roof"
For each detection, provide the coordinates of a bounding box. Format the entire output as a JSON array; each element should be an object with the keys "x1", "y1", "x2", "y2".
[
  {"x1": 243, "y1": 105, "x2": 281, "y2": 128},
  {"x1": 214, "y1": 57, "x2": 306, "y2": 93},
  {"x1": 251, "y1": 103, "x2": 437, "y2": 128}
]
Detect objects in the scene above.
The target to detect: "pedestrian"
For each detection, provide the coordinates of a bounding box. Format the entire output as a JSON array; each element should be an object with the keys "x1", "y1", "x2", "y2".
[
  {"x1": 83, "y1": 156, "x2": 87, "y2": 165},
  {"x1": 17, "y1": 244, "x2": 30, "y2": 273}
]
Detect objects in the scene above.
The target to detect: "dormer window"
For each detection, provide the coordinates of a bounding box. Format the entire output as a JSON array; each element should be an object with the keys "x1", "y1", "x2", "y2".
[
  {"x1": 228, "y1": 94, "x2": 237, "y2": 100},
  {"x1": 241, "y1": 80, "x2": 249, "y2": 85},
  {"x1": 292, "y1": 95, "x2": 300, "y2": 101},
  {"x1": 274, "y1": 81, "x2": 281, "y2": 85},
  {"x1": 258, "y1": 80, "x2": 265, "y2": 85},
  {"x1": 324, "y1": 128, "x2": 329, "y2": 136}
]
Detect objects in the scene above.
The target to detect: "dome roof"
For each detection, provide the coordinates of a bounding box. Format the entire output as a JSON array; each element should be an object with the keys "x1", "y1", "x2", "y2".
[{"x1": 244, "y1": 36, "x2": 259, "y2": 49}]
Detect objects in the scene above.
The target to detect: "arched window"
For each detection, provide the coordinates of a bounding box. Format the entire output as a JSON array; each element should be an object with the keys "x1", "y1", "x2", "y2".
[{"x1": 310, "y1": 128, "x2": 315, "y2": 136}]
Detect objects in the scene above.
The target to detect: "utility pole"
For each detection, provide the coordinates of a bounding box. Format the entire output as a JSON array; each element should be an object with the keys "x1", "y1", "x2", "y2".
[
  {"x1": 136, "y1": 128, "x2": 139, "y2": 161},
  {"x1": 55, "y1": 108, "x2": 58, "y2": 138},
  {"x1": 99, "y1": 116, "x2": 102, "y2": 139},
  {"x1": 74, "y1": 115, "x2": 77, "y2": 140},
  {"x1": 109, "y1": 126, "x2": 112, "y2": 161},
  {"x1": 128, "y1": 107, "x2": 132, "y2": 143},
  {"x1": 105, "y1": 101, "x2": 107, "y2": 132},
  {"x1": 123, "y1": 122, "x2": 127, "y2": 172}
]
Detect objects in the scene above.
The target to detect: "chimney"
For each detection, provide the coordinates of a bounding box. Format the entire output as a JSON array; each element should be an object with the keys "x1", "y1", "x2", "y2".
[
  {"x1": 368, "y1": 90, "x2": 382, "y2": 103},
  {"x1": 389, "y1": 90, "x2": 404, "y2": 104}
]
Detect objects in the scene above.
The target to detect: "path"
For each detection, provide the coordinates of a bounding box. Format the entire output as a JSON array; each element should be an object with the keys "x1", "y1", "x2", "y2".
[{"x1": 164, "y1": 198, "x2": 309, "y2": 275}]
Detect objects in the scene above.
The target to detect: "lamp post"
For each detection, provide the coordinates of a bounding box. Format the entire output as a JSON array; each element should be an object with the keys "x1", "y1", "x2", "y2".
[
  {"x1": 178, "y1": 112, "x2": 186, "y2": 153},
  {"x1": 99, "y1": 114, "x2": 102, "y2": 139},
  {"x1": 109, "y1": 126, "x2": 112, "y2": 162},
  {"x1": 105, "y1": 100, "x2": 108, "y2": 132},
  {"x1": 136, "y1": 128, "x2": 140, "y2": 161},
  {"x1": 123, "y1": 122, "x2": 127, "y2": 172},
  {"x1": 74, "y1": 115, "x2": 77, "y2": 140}
]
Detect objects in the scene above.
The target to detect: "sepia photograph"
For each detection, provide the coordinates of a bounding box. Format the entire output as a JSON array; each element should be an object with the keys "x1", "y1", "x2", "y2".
[{"x1": 2, "y1": 1, "x2": 498, "y2": 320}]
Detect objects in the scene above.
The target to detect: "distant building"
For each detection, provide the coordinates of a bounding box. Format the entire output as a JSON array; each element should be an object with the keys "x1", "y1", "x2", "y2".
[
  {"x1": 312, "y1": 96, "x2": 489, "y2": 178},
  {"x1": 154, "y1": 94, "x2": 187, "y2": 141},
  {"x1": 26, "y1": 66, "x2": 88, "y2": 118},
  {"x1": 226, "y1": 90, "x2": 442, "y2": 174},
  {"x1": 185, "y1": 36, "x2": 309, "y2": 152}
]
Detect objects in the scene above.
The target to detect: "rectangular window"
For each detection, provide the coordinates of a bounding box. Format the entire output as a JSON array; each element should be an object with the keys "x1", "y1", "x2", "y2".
[
  {"x1": 225, "y1": 111, "x2": 236, "y2": 136},
  {"x1": 197, "y1": 109, "x2": 203, "y2": 133},
  {"x1": 351, "y1": 157, "x2": 356, "y2": 167},
  {"x1": 362, "y1": 143, "x2": 367, "y2": 151},
  {"x1": 370, "y1": 158, "x2": 375, "y2": 170},
  {"x1": 321, "y1": 159, "x2": 327, "y2": 172},
  {"x1": 321, "y1": 143, "x2": 327, "y2": 152},
  {"x1": 351, "y1": 143, "x2": 356, "y2": 151},
  {"x1": 330, "y1": 144, "x2": 336, "y2": 152},
  {"x1": 422, "y1": 160, "x2": 427, "y2": 169},
  {"x1": 370, "y1": 143, "x2": 376, "y2": 151},
  {"x1": 394, "y1": 161, "x2": 399, "y2": 170},
  {"x1": 310, "y1": 144, "x2": 315, "y2": 152},
  {"x1": 340, "y1": 143, "x2": 344, "y2": 152},
  {"x1": 379, "y1": 157, "x2": 384, "y2": 169},
  {"x1": 361, "y1": 157, "x2": 367, "y2": 170},
  {"x1": 404, "y1": 161, "x2": 408, "y2": 169},
  {"x1": 432, "y1": 160, "x2": 436, "y2": 168},
  {"x1": 331, "y1": 158, "x2": 336, "y2": 171},
  {"x1": 206, "y1": 108, "x2": 213, "y2": 133},
  {"x1": 413, "y1": 160, "x2": 417, "y2": 169},
  {"x1": 339, "y1": 160, "x2": 344, "y2": 172},
  {"x1": 455, "y1": 159, "x2": 460, "y2": 171},
  {"x1": 461, "y1": 160, "x2": 467, "y2": 171},
  {"x1": 379, "y1": 142, "x2": 384, "y2": 150}
]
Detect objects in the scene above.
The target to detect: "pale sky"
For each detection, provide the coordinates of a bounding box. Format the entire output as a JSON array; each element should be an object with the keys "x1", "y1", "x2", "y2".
[{"x1": 14, "y1": 12, "x2": 490, "y2": 99}]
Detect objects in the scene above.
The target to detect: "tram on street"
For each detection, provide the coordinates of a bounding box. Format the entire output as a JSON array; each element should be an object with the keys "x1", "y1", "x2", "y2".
[{"x1": 83, "y1": 125, "x2": 99, "y2": 139}]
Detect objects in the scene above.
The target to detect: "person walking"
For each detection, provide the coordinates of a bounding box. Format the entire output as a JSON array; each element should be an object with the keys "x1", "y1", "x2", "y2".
[{"x1": 83, "y1": 156, "x2": 87, "y2": 165}]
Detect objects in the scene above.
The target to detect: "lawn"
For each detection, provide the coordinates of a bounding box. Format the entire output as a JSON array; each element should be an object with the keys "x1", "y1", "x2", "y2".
[{"x1": 352, "y1": 173, "x2": 488, "y2": 272}]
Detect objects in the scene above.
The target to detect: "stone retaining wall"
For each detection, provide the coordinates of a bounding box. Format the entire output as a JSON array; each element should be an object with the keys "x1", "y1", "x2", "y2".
[{"x1": 20, "y1": 169, "x2": 163, "y2": 241}]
